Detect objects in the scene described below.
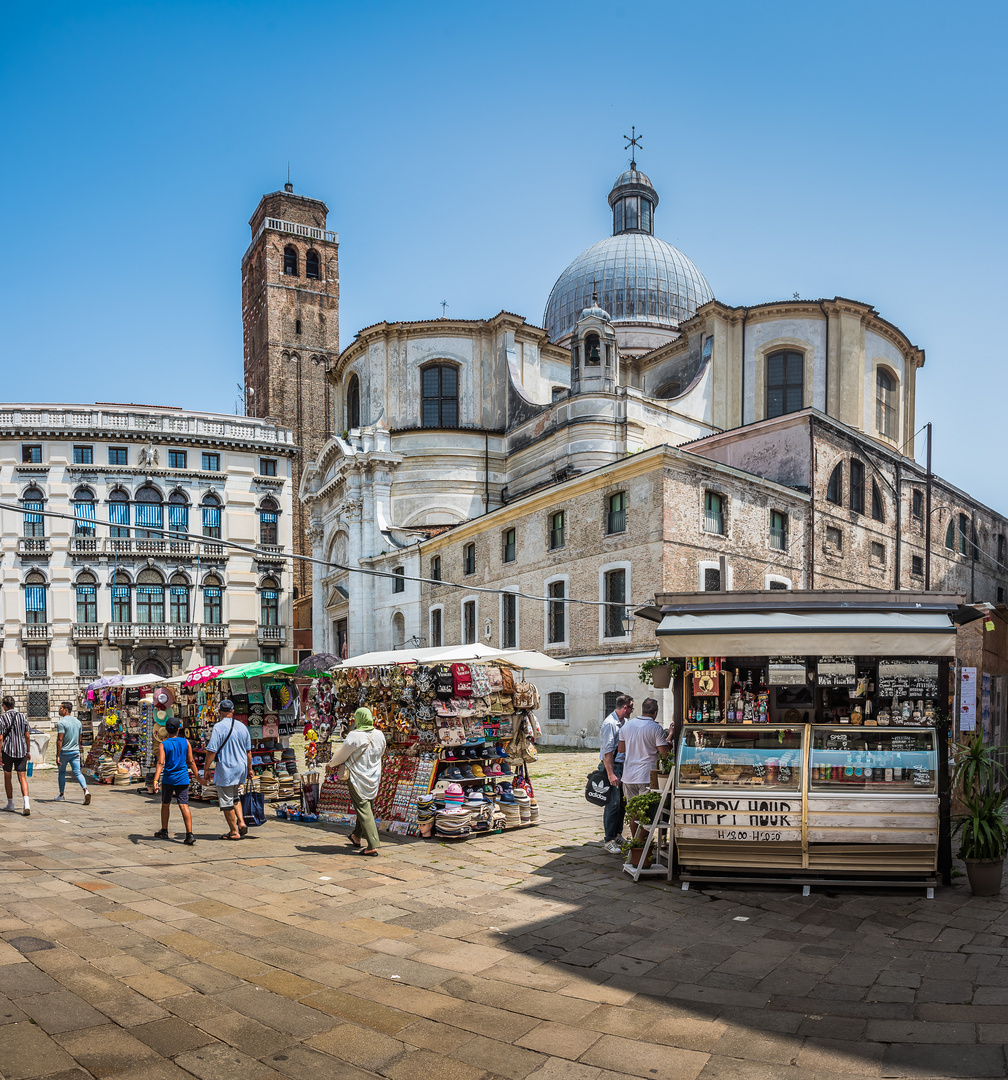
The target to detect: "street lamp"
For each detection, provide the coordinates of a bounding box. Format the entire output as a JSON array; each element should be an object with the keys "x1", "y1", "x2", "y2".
[{"x1": 621, "y1": 611, "x2": 636, "y2": 635}]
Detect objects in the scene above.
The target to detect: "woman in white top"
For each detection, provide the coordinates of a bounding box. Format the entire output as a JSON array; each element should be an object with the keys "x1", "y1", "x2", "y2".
[{"x1": 326, "y1": 707, "x2": 386, "y2": 854}]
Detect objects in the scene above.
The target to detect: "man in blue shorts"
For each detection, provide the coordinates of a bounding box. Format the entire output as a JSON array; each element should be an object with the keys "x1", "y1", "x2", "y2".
[
  {"x1": 203, "y1": 700, "x2": 252, "y2": 841},
  {"x1": 153, "y1": 718, "x2": 198, "y2": 845}
]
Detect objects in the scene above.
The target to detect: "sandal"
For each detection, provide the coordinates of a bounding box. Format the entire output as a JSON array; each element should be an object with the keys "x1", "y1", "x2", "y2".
[
  {"x1": 360, "y1": 849, "x2": 379, "y2": 856},
  {"x1": 238, "y1": 825, "x2": 248, "y2": 837},
  {"x1": 154, "y1": 829, "x2": 170, "y2": 840},
  {"x1": 347, "y1": 836, "x2": 363, "y2": 848},
  {"x1": 219, "y1": 833, "x2": 242, "y2": 841}
]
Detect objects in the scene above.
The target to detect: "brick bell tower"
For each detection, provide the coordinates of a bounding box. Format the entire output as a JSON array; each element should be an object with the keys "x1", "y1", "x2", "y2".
[{"x1": 242, "y1": 182, "x2": 338, "y2": 652}]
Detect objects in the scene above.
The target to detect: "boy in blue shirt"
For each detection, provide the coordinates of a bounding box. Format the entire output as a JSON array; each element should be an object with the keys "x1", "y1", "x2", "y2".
[{"x1": 153, "y1": 718, "x2": 198, "y2": 845}]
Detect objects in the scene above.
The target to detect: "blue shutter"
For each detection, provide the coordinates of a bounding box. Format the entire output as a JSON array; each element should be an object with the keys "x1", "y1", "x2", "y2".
[
  {"x1": 109, "y1": 502, "x2": 130, "y2": 526},
  {"x1": 136, "y1": 504, "x2": 163, "y2": 530},
  {"x1": 203, "y1": 587, "x2": 221, "y2": 598},
  {"x1": 169, "y1": 505, "x2": 188, "y2": 533},
  {"x1": 25, "y1": 586, "x2": 46, "y2": 612},
  {"x1": 137, "y1": 586, "x2": 163, "y2": 595},
  {"x1": 202, "y1": 506, "x2": 220, "y2": 529},
  {"x1": 23, "y1": 501, "x2": 43, "y2": 525},
  {"x1": 260, "y1": 512, "x2": 278, "y2": 523},
  {"x1": 112, "y1": 586, "x2": 131, "y2": 599},
  {"x1": 77, "y1": 585, "x2": 96, "y2": 597},
  {"x1": 261, "y1": 590, "x2": 279, "y2": 600},
  {"x1": 74, "y1": 501, "x2": 96, "y2": 535},
  {"x1": 169, "y1": 586, "x2": 189, "y2": 596}
]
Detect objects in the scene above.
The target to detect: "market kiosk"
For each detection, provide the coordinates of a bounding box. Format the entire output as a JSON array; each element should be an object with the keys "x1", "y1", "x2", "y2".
[{"x1": 640, "y1": 591, "x2": 961, "y2": 893}]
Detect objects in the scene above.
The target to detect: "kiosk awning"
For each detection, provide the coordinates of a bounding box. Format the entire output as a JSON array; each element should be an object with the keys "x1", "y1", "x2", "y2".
[{"x1": 652, "y1": 598, "x2": 958, "y2": 658}]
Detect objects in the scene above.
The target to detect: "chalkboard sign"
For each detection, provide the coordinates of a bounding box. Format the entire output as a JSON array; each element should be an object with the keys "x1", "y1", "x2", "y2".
[
  {"x1": 778, "y1": 764, "x2": 792, "y2": 784},
  {"x1": 878, "y1": 660, "x2": 939, "y2": 699},
  {"x1": 699, "y1": 759, "x2": 715, "y2": 777},
  {"x1": 817, "y1": 656, "x2": 857, "y2": 688},
  {"x1": 752, "y1": 759, "x2": 766, "y2": 778},
  {"x1": 912, "y1": 768, "x2": 931, "y2": 787},
  {"x1": 827, "y1": 732, "x2": 851, "y2": 750}
]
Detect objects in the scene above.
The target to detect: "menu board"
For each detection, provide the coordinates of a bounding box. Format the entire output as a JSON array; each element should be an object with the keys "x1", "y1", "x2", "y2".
[
  {"x1": 877, "y1": 660, "x2": 939, "y2": 698},
  {"x1": 817, "y1": 656, "x2": 857, "y2": 688},
  {"x1": 960, "y1": 667, "x2": 977, "y2": 732},
  {"x1": 891, "y1": 733, "x2": 922, "y2": 751},
  {"x1": 769, "y1": 657, "x2": 806, "y2": 686}
]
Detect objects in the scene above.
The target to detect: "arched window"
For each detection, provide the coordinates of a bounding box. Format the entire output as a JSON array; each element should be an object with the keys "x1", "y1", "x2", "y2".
[
  {"x1": 260, "y1": 577, "x2": 280, "y2": 626},
  {"x1": 25, "y1": 571, "x2": 47, "y2": 624},
  {"x1": 766, "y1": 350, "x2": 804, "y2": 418},
  {"x1": 346, "y1": 374, "x2": 361, "y2": 430},
  {"x1": 201, "y1": 492, "x2": 221, "y2": 539},
  {"x1": 259, "y1": 497, "x2": 279, "y2": 546},
  {"x1": 109, "y1": 489, "x2": 130, "y2": 538},
  {"x1": 169, "y1": 573, "x2": 190, "y2": 624},
  {"x1": 871, "y1": 481, "x2": 884, "y2": 522},
  {"x1": 22, "y1": 486, "x2": 44, "y2": 538},
  {"x1": 305, "y1": 249, "x2": 320, "y2": 279},
  {"x1": 584, "y1": 333, "x2": 601, "y2": 365},
  {"x1": 136, "y1": 569, "x2": 165, "y2": 625},
  {"x1": 876, "y1": 368, "x2": 897, "y2": 438},
  {"x1": 202, "y1": 575, "x2": 222, "y2": 625},
  {"x1": 168, "y1": 491, "x2": 189, "y2": 540},
  {"x1": 826, "y1": 462, "x2": 843, "y2": 505},
  {"x1": 135, "y1": 485, "x2": 163, "y2": 539},
  {"x1": 73, "y1": 487, "x2": 96, "y2": 537},
  {"x1": 112, "y1": 571, "x2": 132, "y2": 624},
  {"x1": 421, "y1": 364, "x2": 458, "y2": 428},
  {"x1": 283, "y1": 246, "x2": 298, "y2": 276},
  {"x1": 392, "y1": 612, "x2": 405, "y2": 647},
  {"x1": 76, "y1": 571, "x2": 97, "y2": 624}
]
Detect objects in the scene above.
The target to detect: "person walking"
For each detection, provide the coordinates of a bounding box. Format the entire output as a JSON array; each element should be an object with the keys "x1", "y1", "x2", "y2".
[
  {"x1": 203, "y1": 700, "x2": 252, "y2": 841},
  {"x1": 600, "y1": 694, "x2": 633, "y2": 854},
  {"x1": 153, "y1": 717, "x2": 198, "y2": 845},
  {"x1": 53, "y1": 701, "x2": 90, "y2": 805},
  {"x1": 618, "y1": 697, "x2": 670, "y2": 801},
  {"x1": 326, "y1": 707, "x2": 385, "y2": 855},
  {"x1": 0, "y1": 696, "x2": 31, "y2": 816}
]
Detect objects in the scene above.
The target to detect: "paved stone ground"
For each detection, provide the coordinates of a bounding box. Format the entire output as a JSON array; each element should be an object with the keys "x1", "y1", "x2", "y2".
[{"x1": 0, "y1": 749, "x2": 1006, "y2": 1080}]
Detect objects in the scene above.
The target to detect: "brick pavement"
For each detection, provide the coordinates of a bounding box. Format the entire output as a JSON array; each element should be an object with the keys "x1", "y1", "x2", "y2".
[{"x1": 0, "y1": 750, "x2": 1005, "y2": 1080}]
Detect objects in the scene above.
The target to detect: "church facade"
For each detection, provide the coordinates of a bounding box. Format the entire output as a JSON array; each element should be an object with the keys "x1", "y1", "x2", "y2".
[{"x1": 299, "y1": 164, "x2": 1007, "y2": 743}]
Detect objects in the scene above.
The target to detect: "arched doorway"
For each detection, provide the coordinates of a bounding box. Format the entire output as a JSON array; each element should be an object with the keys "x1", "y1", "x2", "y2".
[{"x1": 135, "y1": 656, "x2": 169, "y2": 678}]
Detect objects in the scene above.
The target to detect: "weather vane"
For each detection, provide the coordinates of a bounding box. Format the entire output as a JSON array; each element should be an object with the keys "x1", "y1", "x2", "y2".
[{"x1": 624, "y1": 126, "x2": 643, "y2": 169}]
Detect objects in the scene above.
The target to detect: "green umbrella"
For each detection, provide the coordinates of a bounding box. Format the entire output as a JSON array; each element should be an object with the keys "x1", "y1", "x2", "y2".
[{"x1": 217, "y1": 661, "x2": 299, "y2": 680}]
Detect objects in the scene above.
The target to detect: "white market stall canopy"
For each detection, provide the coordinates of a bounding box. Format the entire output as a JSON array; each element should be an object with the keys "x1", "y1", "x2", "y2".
[
  {"x1": 338, "y1": 643, "x2": 568, "y2": 672},
  {"x1": 646, "y1": 592, "x2": 961, "y2": 659}
]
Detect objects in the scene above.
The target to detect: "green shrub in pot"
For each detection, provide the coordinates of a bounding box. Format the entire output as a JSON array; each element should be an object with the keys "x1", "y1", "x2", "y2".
[{"x1": 952, "y1": 732, "x2": 1008, "y2": 895}]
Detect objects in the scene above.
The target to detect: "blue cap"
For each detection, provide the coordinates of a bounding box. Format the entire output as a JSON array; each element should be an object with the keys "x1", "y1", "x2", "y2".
[{"x1": 220, "y1": 699, "x2": 234, "y2": 712}]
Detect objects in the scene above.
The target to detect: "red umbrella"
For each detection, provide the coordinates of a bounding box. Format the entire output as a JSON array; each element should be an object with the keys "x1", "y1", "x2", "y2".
[{"x1": 183, "y1": 665, "x2": 224, "y2": 687}]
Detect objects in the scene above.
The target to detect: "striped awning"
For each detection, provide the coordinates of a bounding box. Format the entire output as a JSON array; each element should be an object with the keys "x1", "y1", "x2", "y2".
[{"x1": 25, "y1": 586, "x2": 46, "y2": 612}]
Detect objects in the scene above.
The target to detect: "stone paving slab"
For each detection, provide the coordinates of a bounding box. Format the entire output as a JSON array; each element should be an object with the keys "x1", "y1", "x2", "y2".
[{"x1": 0, "y1": 750, "x2": 1007, "y2": 1079}]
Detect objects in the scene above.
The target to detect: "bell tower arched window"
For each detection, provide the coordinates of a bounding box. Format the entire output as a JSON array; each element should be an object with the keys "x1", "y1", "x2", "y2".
[
  {"x1": 283, "y1": 246, "x2": 298, "y2": 276},
  {"x1": 584, "y1": 333, "x2": 601, "y2": 365},
  {"x1": 346, "y1": 374, "x2": 360, "y2": 430},
  {"x1": 421, "y1": 365, "x2": 459, "y2": 428},
  {"x1": 305, "y1": 249, "x2": 320, "y2": 279}
]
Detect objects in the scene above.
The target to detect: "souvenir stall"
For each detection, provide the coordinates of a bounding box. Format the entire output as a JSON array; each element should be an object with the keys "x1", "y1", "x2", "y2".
[
  {"x1": 304, "y1": 646, "x2": 562, "y2": 838},
  {"x1": 83, "y1": 674, "x2": 180, "y2": 784},
  {"x1": 637, "y1": 591, "x2": 963, "y2": 892}
]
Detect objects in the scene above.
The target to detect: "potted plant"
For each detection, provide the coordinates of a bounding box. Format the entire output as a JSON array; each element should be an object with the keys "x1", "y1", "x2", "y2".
[
  {"x1": 620, "y1": 837, "x2": 651, "y2": 868},
  {"x1": 639, "y1": 657, "x2": 679, "y2": 689},
  {"x1": 626, "y1": 789, "x2": 661, "y2": 842},
  {"x1": 952, "y1": 733, "x2": 1008, "y2": 896},
  {"x1": 656, "y1": 750, "x2": 675, "y2": 776}
]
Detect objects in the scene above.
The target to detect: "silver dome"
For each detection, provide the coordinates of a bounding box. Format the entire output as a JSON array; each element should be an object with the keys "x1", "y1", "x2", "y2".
[{"x1": 544, "y1": 232, "x2": 713, "y2": 344}]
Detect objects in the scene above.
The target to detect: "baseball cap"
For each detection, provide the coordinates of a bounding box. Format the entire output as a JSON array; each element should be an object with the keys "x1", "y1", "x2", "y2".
[
  {"x1": 220, "y1": 699, "x2": 234, "y2": 712},
  {"x1": 165, "y1": 717, "x2": 181, "y2": 734}
]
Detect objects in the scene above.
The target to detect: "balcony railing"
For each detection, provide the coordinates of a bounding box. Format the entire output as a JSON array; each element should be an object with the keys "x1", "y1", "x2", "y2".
[
  {"x1": 135, "y1": 539, "x2": 166, "y2": 556},
  {"x1": 21, "y1": 623, "x2": 53, "y2": 643},
  {"x1": 256, "y1": 544, "x2": 285, "y2": 563},
  {"x1": 200, "y1": 624, "x2": 229, "y2": 642},
  {"x1": 69, "y1": 536, "x2": 101, "y2": 557},
  {"x1": 107, "y1": 538, "x2": 134, "y2": 556},
  {"x1": 257, "y1": 624, "x2": 287, "y2": 644},
  {"x1": 107, "y1": 622, "x2": 194, "y2": 643},
  {"x1": 200, "y1": 541, "x2": 227, "y2": 561},
  {"x1": 72, "y1": 622, "x2": 104, "y2": 642},
  {"x1": 770, "y1": 527, "x2": 787, "y2": 551},
  {"x1": 704, "y1": 511, "x2": 725, "y2": 535},
  {"x1": 16, "y1": 537, "x2": 51, "y2": 557}
]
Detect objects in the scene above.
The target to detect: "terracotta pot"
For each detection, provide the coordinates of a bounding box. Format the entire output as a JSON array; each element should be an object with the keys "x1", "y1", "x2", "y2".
[
  {"x1": 629, "y1": 846, "x2": 646, "y2": 867},
  {"x1": 964, "y1": 858, "x2": 1004, "y2": 896},
  {"x1": 651, "y1": 664, "x2": 672, "y2": 689}
]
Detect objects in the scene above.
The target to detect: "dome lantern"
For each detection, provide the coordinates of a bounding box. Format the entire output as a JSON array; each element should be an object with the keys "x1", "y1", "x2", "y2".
[{"x1": 608, "y1": 166, "x2": 659, "y2": 236}]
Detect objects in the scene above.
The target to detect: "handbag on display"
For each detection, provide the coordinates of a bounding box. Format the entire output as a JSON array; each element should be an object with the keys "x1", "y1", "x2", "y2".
[
  {"x1": 513, "y1": 679, "x2": 539, "y2": 710},
  {"x1": 488, "y1": 665, "x2": 504, "y2": 692},
  {"x1": 435, "y1": 666, "x2": 455, "y2": 699},
  {"x1": 451, "y1": 663, "x2": 473, "y2": 697},
  {"x1": 500, "y1": 667, "x2": 516, "y2": 695}
]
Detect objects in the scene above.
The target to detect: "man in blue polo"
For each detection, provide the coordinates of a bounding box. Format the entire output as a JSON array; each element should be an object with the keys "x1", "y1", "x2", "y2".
[
  {"x1": 203, "y1": 700, "x2": 252, "y2": 841},
  {"x1": 600, "y1": 694, "x2": 633, "y2": 854}
]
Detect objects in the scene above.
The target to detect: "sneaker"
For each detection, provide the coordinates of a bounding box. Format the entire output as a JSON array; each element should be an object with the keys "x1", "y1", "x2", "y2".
[
  {"x1": 604, "y1": 840, "x2": 623, "y2": 854},
  {"x1": 153, "y1": 828, "x2": 170, "y2": 840},
  {"x1": 2, "y1": 803, "x2": 14, "y2": 813},
  {"x1": 83, "y1": 791, "x2": 91, "y2": 806},
  {"x1": 613, "y1": 834, "x2": 626, "y2": 845},
  {"x1": 52, "y1": 794, "x2": 65, "y2": 802},
  {"x1": 184, "y1": 833, "x2": 196, "y2": 846},
  {"x1": 22, "y1": 808, "x2": 30, "y2": 817}
]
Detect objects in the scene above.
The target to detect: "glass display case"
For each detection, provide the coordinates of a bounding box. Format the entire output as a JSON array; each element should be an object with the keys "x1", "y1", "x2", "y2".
[
  {"x1": 677, "y1": 725, "x2": 804, "y2": 791},
  {"x1": 808, "y1": 727, "x2": 936, "y2": 794}
]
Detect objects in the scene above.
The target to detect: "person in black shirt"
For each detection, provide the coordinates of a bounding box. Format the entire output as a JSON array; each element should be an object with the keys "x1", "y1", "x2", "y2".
[{"x1": 0, "y1": 696, "x2": 31, "y2": 816}]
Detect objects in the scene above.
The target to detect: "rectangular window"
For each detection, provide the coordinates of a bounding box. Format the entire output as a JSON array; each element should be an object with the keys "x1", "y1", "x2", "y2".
[
  {"x1": 431, "y1": 555, "x2": 441, "y2": 582},
  {"x1": 604, "y1": 691, "x2": 622, "y2": 716},
  {"x1": 703, "y1": 567, "x2": 722, "y2": 592},
  {"x1": 911, "y1": 555, "x2": 924, "y2": 578},
  {"x1": 260, "y1": 589, "x2": 279, "y2": 626},
  {"x1": 463, "y1": 600, "x2": 476, "y2": 645},
  {"x1": 136, "y1": 585, "x2": 165, "y2": 625},
  {"x1": 203, "y1": 587, "x2": 222, "y2": 625},
  {"x1": 959, "y1": 513, "x2": 968, "y2": 556},
  {"x1": 430, "y1": 608, "x2": 442, "y2": 648},
  {"x1": 421, "y1": 365, "x2": 459, "y2": 428},
  {"x1": 76, "y1": 585, "x2": 97, "y2": 624},
  {"x1": 603, "y1": 569, "x2": 626, "y2": 637},
  {"x1": 259, "y1": 511, "x2": 278, "y2": 546},
  {"x1": 25, "y1": 585, "x2": 47, "y2": 623},
  {"x1": 204, "y1": 646, "x2": 223, "y2": 667},
  {"x1": 202, "y1": 453, "x2": 220, "y2": 472},
  {"x1": 78, "y1": 646, "x2": 98, "y2": 678},
  {"x1": 503, "y1": 592, "x2": 517, "y2": 649},
  {"x1": 826, "y1": 525, "x2": 842, "y2": 551},
  {"x1": 766, "y1": 350, "x2": 804, "y2": 418},
  {"x1": 550, "y1": 511, "x2": 565, "y2": 550},
  {"x1": 73, "y1": 445, "x2": 93, "y2": 464},
  {"x1": 998, "y1": 587, "x2": 1006, "y2": 605},
  {"x1": 108, "y1": 447, "x2": 128, "y2": 465},
  {"x1": 770, "y1": 510, "x2": 787, "y2": 551},
  {"x1": 112, "y1": 585, "x2": 131, "y2": 624},
  {"x1": 850, "y1": 460, "x2": 865, "y2": 515},
  {"x1": 548, "y1": 692, "x2": 566, "y2": 721},
  {"x1": 23, "y1": 498, "x2": 44, "y2": 538},
  {"x1": 26, "y1": 647, "x2": 47, "y2": 678},
  {"x1": 261, "y1": 646, "x2": 280, "y2": 664},
  {"x1": 259, "y1": 457, "x2": 277, "y2": 476},
  {"x1": 607, "y1": 492, "x2": 625, "y2": 535},
  {"x1": 705, "y1": 491, "x2": 724, "y2": 535},
  {"x1": 201, "y1": 503, "x2": 221, "y2": 538},
  {"x1": 170, "y1": 586, "x2": 190, "y2": 624},
  {"x1": 463, "y1": 543, "x2": 475, "y2": 576},
  {"x1": 168, "y1": 450, "x2": 187, "y2": 469},
  {"x1": 503, "y1": 528, "x2": 516, "y2": 563},
  {"x1": 871, "y1": 541, "x2": 886, "y2": 564},
  {"x1": 21, "y1": 445, "x2": 42, "y2": 464},
  {"x1": 548, "y1": 580, "x2": 566, "y2": 644},
  {"x1": 912, "y1": 490, "x2": 923, "y2": 519},
  {"x1": 392, "y1": 567, "x2": 405, "y2": 593}
]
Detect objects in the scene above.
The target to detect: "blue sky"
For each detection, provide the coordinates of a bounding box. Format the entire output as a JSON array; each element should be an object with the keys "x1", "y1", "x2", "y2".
[{"x1": 2, "y1": 2, "x2": 1006, "y2": 508}]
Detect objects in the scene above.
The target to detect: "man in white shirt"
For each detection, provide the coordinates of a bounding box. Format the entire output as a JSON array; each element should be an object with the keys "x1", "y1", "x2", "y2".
[{"x1": 618, "y1": 698, "x2": 670, "y2": 801}]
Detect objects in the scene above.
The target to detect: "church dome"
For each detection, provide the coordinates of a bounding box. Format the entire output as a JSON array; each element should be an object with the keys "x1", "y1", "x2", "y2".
[{"x1": 544, "y1": 167, "x2": 713, "y2": 345}]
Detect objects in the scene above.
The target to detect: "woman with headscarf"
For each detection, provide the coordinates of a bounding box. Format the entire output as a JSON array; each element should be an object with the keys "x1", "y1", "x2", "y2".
[{"x1": 326, "y1": 708, "x2": 385, "y2": 855}]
